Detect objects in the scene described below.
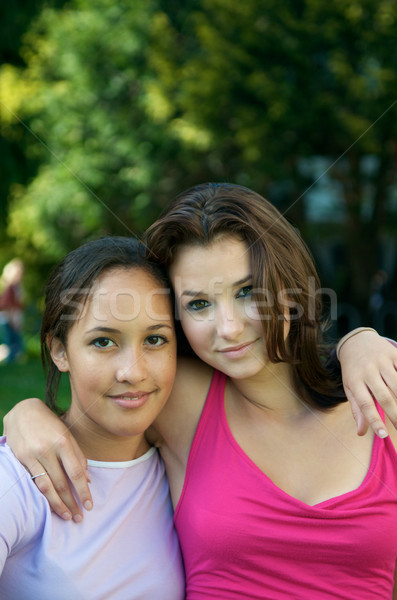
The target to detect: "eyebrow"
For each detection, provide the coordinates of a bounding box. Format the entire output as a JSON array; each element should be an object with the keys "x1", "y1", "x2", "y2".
[
  {"x1": 146, "y1": 324, "x2": 173, "y2": 331},
  {"x1": 181, "y1": 274, "x2": 252, "y2": 297},
  {"x1": 86, "y1": 327, "x2": 121, "y2": 334},
  {"x1": 86, "y1": 324, "x2": 173, "y2": 334}
]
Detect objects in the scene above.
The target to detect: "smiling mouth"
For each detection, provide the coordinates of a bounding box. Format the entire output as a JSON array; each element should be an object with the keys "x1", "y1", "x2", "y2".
[
  {"x1": 108, "y1": 392, "x2": 153, "y2": 408},
  {"x1": 110, "y1": 393, "x2": 150, "y2": 400},
  {"x1": 218, "y1": 341, "x2": 256, "y2": 353}
]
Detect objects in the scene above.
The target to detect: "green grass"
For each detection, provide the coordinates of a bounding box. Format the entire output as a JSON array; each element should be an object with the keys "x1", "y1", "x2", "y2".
[{"x1": 0, "y1": 355, "x2": 71, "y2": 423}]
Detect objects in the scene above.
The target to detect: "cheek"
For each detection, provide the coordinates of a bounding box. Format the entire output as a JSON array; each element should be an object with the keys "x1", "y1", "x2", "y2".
[
  {"x1": 68, "y1": 361, "x2": 99, "y2": 393},
  {"x1": 68, "y1": 351, "x2": 107, "y2": 384},
  {"x1": 242, "y1": 302, "x2": 264, "y2": 337},
  {"x1": 180, "y1": 313, "x2": 212, "y2": 355},
  {"x1": 244, "y1": 300, "x2": 261, "y2": 322},
  {"x1": 152, "y1": 347, "x2": 177, "y2": 388}
]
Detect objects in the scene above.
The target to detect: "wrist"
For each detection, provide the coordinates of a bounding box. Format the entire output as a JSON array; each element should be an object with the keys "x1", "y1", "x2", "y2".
[{"x1": 336, "y1": 327, "x2": 377, "y2": 361}]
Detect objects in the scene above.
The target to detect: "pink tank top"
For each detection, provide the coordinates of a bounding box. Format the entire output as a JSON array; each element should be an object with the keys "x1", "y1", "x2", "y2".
[{"x1": 174, "y1": 370, "x2": 397, "y2": 599}]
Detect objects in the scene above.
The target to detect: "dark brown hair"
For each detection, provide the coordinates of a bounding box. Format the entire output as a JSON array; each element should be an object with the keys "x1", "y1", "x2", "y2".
[
  {"x1": 41, "y1": 236, "x2": 170, "y2": 414},
  {"x1": 145, "y1": 182, "x2": 344, "y2": 409}
]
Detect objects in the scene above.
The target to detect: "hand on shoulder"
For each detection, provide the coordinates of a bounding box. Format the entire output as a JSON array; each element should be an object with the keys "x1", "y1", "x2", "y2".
[{"x1": 338, "y1": 331, "x2": 397, "y2": 438}]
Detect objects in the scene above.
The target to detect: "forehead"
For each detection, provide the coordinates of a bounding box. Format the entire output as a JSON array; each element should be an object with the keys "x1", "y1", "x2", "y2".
[
  {"x1": 91, "y1": 266, "x2": 160, "y2": 294},
  {"x1": 170, "y1": 236, "x2": 250, "y2": 290},
  {"x1": 76, "y1": 267, "x2": 173, "y2": 324}
]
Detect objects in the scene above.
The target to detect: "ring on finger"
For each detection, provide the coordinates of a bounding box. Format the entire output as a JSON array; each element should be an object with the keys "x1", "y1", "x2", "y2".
[{"x1": 31, "y1": 471, "x2": 47, "y2": 480}]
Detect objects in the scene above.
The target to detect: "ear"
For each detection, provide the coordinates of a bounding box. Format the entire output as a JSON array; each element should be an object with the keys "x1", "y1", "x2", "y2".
[{"x1": 48, "y1": 335, "x2": 70, "y2": 373}]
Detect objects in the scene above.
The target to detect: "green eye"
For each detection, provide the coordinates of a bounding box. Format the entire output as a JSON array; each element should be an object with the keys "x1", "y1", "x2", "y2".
[
  {"x1": 237, "y1": 285, "x2": 253, "y2": 298},
  {"x1": 187, "y1": 299, "x2": 210, "y2": 311}
]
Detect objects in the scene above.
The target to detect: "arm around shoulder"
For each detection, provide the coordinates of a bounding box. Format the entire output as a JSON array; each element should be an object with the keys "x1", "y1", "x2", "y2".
[
  {"x1": 338, "y1": 330, "x2": 397, "y2": 437},
  {"x1": 3, "y1": 398, "x2": 92, "y2": 522},
  {"x1": 0, "y1": 443, "x2": 39, "y2": 572},
  {"x1": 3, "y1": 398, "x2": 72, "y2": 470}
]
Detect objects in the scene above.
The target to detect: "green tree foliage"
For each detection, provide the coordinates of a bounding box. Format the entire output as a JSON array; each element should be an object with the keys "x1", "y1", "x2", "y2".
[
  {"x1": 0, "y1": 0, "x2": 396, "y2": 317},
  {"x1": 0, "y1": 0, "x2": 67, "y2": 248},
  {"x1": 2, "y1": 0, "x2": 173, "y2": 261},
  {"x1": 148, "y1": 0, "x2": 397, "y2": 309}
]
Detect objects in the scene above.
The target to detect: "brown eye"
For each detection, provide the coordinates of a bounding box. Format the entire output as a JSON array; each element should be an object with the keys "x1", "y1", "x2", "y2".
[
  {"x1": 92, "y1": 338, "x2": 115, "y2": 348},
  {"x1": 145, "y1": 335, "x2": 167, "y2": 347}
]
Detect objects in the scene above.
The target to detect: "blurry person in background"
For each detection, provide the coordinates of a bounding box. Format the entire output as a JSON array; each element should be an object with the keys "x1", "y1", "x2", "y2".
[{"x1": 0, "y1": 258, "x2": 24, "y2": 364}]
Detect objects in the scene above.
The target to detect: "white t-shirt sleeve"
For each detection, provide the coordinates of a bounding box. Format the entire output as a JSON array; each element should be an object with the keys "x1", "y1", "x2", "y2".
[{"x1": 0, "y1": 441, "x2": 38, "y2": 572}]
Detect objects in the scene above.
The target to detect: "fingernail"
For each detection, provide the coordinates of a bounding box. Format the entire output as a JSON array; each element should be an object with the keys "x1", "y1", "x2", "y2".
[
  {"x1": 62, "y1": 512, "x2": 72, "y2": 521},
  {"x1": 73, "y1": 514, "x2": 83, "y2": 523},
  {"x1": 84, "y1": 500, "x2": 93, "y2": 511},
  {"x1": 378, "y1": 428, "x2": 388, "y2": 438}
]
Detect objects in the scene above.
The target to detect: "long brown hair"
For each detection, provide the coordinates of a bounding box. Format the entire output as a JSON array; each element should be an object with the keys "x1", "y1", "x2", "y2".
[{"x1": 145, "y1": 182, "x2": 344, "y2": 409}]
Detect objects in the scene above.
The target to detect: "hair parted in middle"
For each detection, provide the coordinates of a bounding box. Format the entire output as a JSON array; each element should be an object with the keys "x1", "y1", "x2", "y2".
[{"x1": 145, "y1": 182, "x2": 344, "y2": 409}]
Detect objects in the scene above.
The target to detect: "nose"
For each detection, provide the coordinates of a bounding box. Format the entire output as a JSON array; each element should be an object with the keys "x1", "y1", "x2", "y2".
[
  {"x1": 115, "y1": 347, "x2": 148, "y2": 384},
  {"x1": 216, "y1": 303, "x2": 245, "y2": 340}
]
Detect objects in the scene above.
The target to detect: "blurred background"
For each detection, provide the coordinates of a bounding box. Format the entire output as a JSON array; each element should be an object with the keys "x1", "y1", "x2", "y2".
[{"x1": 0, "y1": 0, "x2": 396, "y2": 412}]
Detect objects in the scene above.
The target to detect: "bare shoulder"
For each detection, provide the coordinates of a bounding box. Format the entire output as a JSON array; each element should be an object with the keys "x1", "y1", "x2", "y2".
[{"x1": 147, "y1": 357, "x2": 213, "y2": 452}]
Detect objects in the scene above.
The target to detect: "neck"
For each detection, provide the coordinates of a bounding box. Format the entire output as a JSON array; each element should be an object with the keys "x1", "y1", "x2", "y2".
[
  {"x1": 62, "y1": 412, "x2": 151, "y2": 462},
  {"x1": 229, "y1": 361, "x2": 308, "y2": 419}
]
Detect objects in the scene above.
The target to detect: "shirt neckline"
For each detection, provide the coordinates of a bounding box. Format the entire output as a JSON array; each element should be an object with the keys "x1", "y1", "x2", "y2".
[
  {"x1": 218, "y1": 372, "x2": 378, "y2": 511},
  {"x1": 87, "y1": 446, "x2": 156, "y2": 469}
]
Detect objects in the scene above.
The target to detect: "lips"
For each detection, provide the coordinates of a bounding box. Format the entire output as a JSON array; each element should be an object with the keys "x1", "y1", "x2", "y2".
[
  {"x1": 108, "y1": 391, "x2": 153, "y2": 409},
  {"x1": 217, "y1": 340, "x2": 258, "y2": 359},
  {"x1": 219, "y1": 341, "x2": 254, "y2": 353},
  {"x1": 110, "y1": 392, "x2": 150, "y2": 399}
]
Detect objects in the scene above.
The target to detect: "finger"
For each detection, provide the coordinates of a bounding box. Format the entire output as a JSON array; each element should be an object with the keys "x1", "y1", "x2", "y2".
[
  {"x1": 343, "y1": 382, "x2": 388, "y2": 438},
  {"x1": 358, "y1": 360, "x2": 397, "y2": 427},
  {"x1": 29, "y1": 462, "x2": 74, "y2": 521},
  {"x1": 60, "y1": 437, "x2": 94, "y2": 510},
  {"x1": 35, "y1": 454, "x2": 84, "y2": 522},
  {"x1": 344, "y1": 390, "x2": 369, "y2": 436},
  {"x1": 70, "y1": 436, "x2": 91, "y2": 485},
  {"x1": 378, "y1": 365, "x2": 397, "y2": 420},
  {"x1": 42, "y1": 433, "x2": 93, "y2": 516},
  {"x1": 366, "y1": 382, "x2": 397, "y2": 429},
  {"x1": 31, "y1": 470, "x2": 48, "y2": 481},
  {"x1": 27, "y1": 459, "x2": 48, "y2": 477}
]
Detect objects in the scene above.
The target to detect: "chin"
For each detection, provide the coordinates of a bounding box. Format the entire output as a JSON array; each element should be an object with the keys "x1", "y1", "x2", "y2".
[{"x1": 214, "y1": 360, "x2": 266, "y2": 380}]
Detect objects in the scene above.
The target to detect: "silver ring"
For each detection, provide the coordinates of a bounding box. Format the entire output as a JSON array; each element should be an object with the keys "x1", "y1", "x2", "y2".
[{"x1": 31, "y1": 472, "x2": 47, "y2": 480}]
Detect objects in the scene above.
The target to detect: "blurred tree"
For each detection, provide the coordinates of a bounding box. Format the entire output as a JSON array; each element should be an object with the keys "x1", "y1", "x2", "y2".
[
  {"x1": 149, "y1": 0, "x2": 397, "y2": 313},
  {"x1": 0, "y1": 0, "x2": 204, "y2": 306},
  {"x1": 2, "y1": 0, "x2": 169, "y2": 262},
  {"x1": 0, "y1": 0, "x2": 396, "y2": 319},
  {"x1": 0, "y1": 0, "x2": 67, "y2": 244}
]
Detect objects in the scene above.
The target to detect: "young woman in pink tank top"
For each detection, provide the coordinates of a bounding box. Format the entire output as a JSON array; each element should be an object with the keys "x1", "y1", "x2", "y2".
[{"x1": 4, "y1": 184, "x2": 397, "y2": 598}]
